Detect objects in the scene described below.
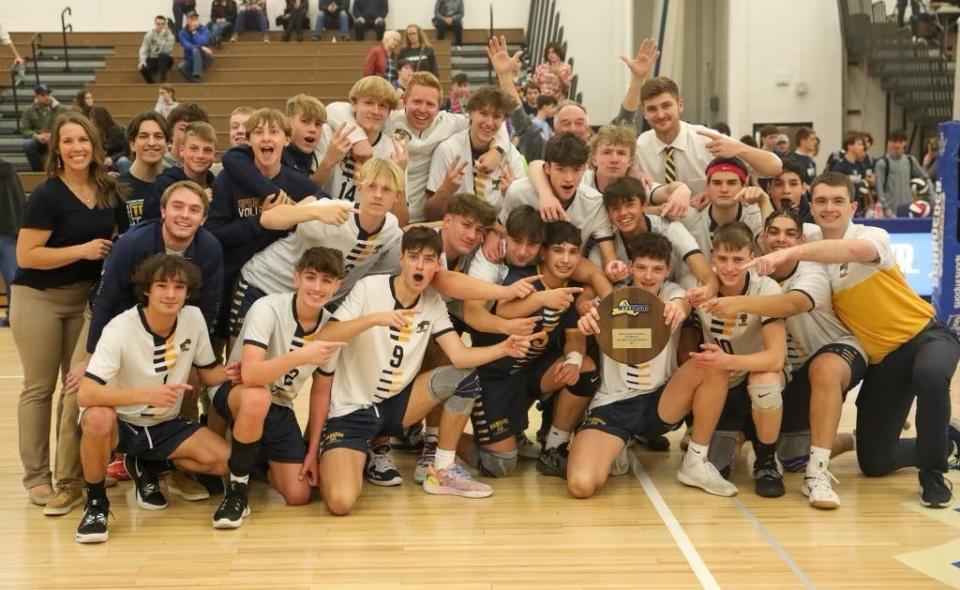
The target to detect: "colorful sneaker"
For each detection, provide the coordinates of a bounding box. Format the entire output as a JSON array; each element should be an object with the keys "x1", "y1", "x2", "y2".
[
  {"x1": 413, "y1": 440, "x2": 437, "y2": 484},
  {"x1": 536, "y1": 443, "x2": 569, "y2": 479},
  {"x1": 166, "y1": 470, "x2": 210, "y2": 501},
  {"x1": 678, "y1": 456, "x2": 738, "y2": 497},
  {"x1": 106, "y1": 455, "x2": 130, "y2": 481},
  {"x1": 919, "y1": 469, "x2": 953, "y2": 508},
  {"x1": 124, "y1": 455, "x2": 167, "y2": 510},
  {"x1": 516, "y1": 433, "x2": 541, "y2": 460},
  {"x1": 44, "y1": 481, "x2": 84, "y2": 516},
  {"x1": 364, "y1": 444, "x2": 403, "y2": 487},
  {"x1": 423, "y1": 464, "x2": 493, "y2": 498},
  {"x1": 75, "y1": 498, "x2": 110, "y2": 544},
  {"x1": 801, "y1": 469, "x2": 840, "y2": 510},
  {"x1": 213, "y1": 481, "x2": 250, "y2": 529},
  {"x1": 753, "y1": 453, "x2": 785, "y2": 498}
]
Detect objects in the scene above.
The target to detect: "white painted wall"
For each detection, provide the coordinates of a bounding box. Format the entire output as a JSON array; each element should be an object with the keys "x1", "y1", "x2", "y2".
[
  {"x1": 0, "y1": 0, "x2": 530, "y2": 33},
  {"x1": 726, "y1": 0, "x2": 843, "y2": 171}
]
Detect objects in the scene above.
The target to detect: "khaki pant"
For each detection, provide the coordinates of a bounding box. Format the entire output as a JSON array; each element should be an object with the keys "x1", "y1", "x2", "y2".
[
  {"x1": 51, "y1": 308, "x2": 92, "y2": 485},
  {"x1": 12, "y1": 283, "x2": 89, "y2": 489}
]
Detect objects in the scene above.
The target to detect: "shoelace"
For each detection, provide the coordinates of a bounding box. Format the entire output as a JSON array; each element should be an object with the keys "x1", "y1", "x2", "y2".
[
  {"x1": 417, "y1": 443, "x2": 437, "y2": 465},
  {"x1": 82, "y1": 503, "x2": 112, "y2": 526},
  {"x1": 807, "y1": 469, "x2": 839, "y2": 491},
  {"x1": 371, "y1": 451, "x2": 398, "y2": 473},
  {"x1": 220, "y1": 487, "x2": 246, "y2": 513},
  {"x1": 140, "y1": 481, "x2": 161, "y2": 497}
]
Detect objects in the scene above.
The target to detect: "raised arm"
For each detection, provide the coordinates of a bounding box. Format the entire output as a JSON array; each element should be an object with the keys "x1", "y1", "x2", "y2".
[{"x1": 748, "y1": 238, "x2": 880, "y2": 276}]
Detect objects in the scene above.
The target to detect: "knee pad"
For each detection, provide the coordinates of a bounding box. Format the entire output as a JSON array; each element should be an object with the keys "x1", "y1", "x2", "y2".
[
  {"x1": 567, "y1": 370, "x2": 601, "y2": 398},
  {"x1": 748, "y1": 382, "x2": 783, "y2": 412},
  {"x1": 429, "y1": 366, "x2": 481, "y2": 415},
  {"x1": 476, "y1": 447, "x2": 518, "y2": 478},
  {"x1": 777, "y1": 429, "x2": 811, "y2": 473},
  {"x1": 708, "y1": 430, "x2": 745, "y2": 479}
]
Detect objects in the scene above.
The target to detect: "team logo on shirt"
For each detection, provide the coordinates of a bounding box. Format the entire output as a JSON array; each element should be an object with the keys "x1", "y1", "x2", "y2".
[
  {"x1": 236, "y1": 197, "x2": 264, "y2": 218},
  {"x1": 179, "y1": 339, "x2": 192, "y2": 353},
  {"x1": 416, "y1": 321, "x2": 430, "y2": 334},
  {"x1": 738, "y1": 314, "x2": 749, "y2": 327},
  {"x1": 839, "y1": 263, "x2": 849, "y2": 278},
  {"x1": 611, "y1": 299, "x2": 651, "y2": 317}
]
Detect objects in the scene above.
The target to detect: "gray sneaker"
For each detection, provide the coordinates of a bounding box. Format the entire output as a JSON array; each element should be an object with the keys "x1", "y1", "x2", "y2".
[{"x1": 413, "y1": 440, "x2": 437, "y2": 484}]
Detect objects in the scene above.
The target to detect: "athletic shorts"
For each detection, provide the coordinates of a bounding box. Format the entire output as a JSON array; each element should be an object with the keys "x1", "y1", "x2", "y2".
[
  {"x1": 320, "y1": 384, "x2": 414, "y2": 453},
  {"x1": 578, "y1": 387, "x2": 665, "y2": 443},
  {"x1": 781, "y1": 342, "x2": 867, "y2": 434},
  {"x1": 714, "y1": 380, "x2": 753, "y2": 433},
  {"x1": 212, "y1": 382, "x2": 306, "y2": 463},
  {"x1": 229, "y1": 277, "x2": 267, "y2": 337},
  {"x1": 115, "y1": 417, "x2": 202, "y2": 461}
]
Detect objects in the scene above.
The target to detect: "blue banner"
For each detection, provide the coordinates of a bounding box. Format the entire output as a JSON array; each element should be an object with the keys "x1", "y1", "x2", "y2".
[{"x1": 931, "y1": 120, "x2": 959, "y2": 333}]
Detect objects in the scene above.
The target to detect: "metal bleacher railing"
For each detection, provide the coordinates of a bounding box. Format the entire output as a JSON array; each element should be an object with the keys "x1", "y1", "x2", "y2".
[{"x1": 523, "y1": 0, "x2": 582, "y2": 103}]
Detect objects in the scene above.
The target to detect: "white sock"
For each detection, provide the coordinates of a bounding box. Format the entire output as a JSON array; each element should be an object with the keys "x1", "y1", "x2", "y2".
[
  {"x1": 434, "y1": 448, "x2": 456, "y2": 470},
  {"x1": 545, "y1": 427, "x2": 571, "y2": 450},
  {"x1": 424, "y1": 426, "x2": 439, "y2": 444},
  {"x1": 684, "y1": 441, "x2": 708, "y2": 466},
  {"x1": 230, "y1": 473, "x2": 249, "y2": 485},
  {"x1": 806, "y1": 446, "x2": 831, "y2": 477}
]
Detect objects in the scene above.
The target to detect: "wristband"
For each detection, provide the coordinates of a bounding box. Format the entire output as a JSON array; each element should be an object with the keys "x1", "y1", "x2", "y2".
[{"x1": 564, "y1": 351, "x2": 583, "y2": 368}]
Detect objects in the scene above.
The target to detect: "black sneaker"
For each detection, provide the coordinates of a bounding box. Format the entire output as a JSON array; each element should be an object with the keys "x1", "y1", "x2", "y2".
[
  {"x1": 919, "y1": 469, "x2": 953, "y2": 508},
  {"x1": 753, "y1": 454, "x2": 785, "y2": 498},
  {"x1": 536, "y1": 443, "x2": 569, "y2": 479},
  {"x1": 634, "y1": 433, "x2": 671, "y2": 452},
  {"x1": 124, "y1": 455, "x2": 167, "y2": 510},
  {"x1": 213, "y1": 481, "x2": 250, "y2": 529},
  {"x1": 75, "y1": 498, "x2": 110, "y2": 544},
  {"x1": 364, "y1": 444, "x2": 403, "y2": 486}
]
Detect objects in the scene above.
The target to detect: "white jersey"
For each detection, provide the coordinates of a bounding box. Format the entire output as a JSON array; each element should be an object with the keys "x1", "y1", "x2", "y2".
[
  {"x1": 324, "y1": 275, "x2": 455, "y2": 418},
  {"x1": 500, "y1": 177, "x2": 614, "y2": 252},
  {"x1": 778, "y1": 261, "x2": 865, "y2": 368},
  {"x1": 241, "y1": 201, "x2": 402, "y2": 301},
  {"x1": 230, "y1": 293, "x2": 331, "y2": 408},
  {"x1": 680, "y1": 203, "x2": 763, "y2": 256},
  {"x1": 315, "y1": 126, "x2": 396, "y2": 203},
  {"x1": 427, "y1": 129, "x2": 526, "y2": 211},
  {"x1": 696, "y1": 272, "x2": 783, "y2": 386},
  {"x1": 589, "y1": 214, "x2": 701, "y2": 283},
  {"x1": 85, "y1": 305, "x2": 217, "y2": 427},
  {"x1": 591, "y1": 281, "x2": 685, "y2": 409}
]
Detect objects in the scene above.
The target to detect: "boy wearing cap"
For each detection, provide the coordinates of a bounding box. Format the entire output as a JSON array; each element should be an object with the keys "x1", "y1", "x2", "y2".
[{"x1": 20, "y1": 84, "x2": 67, "y2": 171}]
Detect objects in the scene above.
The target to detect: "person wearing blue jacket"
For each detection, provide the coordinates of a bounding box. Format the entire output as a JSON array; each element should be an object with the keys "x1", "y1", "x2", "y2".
[{"x1": 177, "y1": 11, "x2": 213, "y2": 82}]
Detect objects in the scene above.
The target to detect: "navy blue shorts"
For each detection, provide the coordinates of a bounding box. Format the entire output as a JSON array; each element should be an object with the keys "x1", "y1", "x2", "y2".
[
  {"x1": 212, "y1": 382, "x2": 306, "y2": 463},
  {"x1": 320, "y1": 384, "x2": 414, "y2": 453},
  {"x1": 115, "y1": 417, "x2": 202, "y2": 461},
  {"x1": 229, "y1": 277, "x2": 267, "y2": 337},
  {"x1": 579, "y1": 387, "x2": 665, "y2": 443}
]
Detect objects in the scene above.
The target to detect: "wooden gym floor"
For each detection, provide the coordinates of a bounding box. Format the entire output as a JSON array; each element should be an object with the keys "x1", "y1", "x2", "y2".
[{"x1": 1, "y1": 329, "x2": 958, "y2": 589}]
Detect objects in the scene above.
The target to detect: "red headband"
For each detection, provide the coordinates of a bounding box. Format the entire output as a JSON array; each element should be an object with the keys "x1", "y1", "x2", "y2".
[{"x1": 705, "y1": 162, "x2": 748, "y2": 184}]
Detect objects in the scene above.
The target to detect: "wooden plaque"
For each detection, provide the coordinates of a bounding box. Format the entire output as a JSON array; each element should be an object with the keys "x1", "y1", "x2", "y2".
[{"x1": 595, "y1": 286, "x2": 671, "y2": 365}]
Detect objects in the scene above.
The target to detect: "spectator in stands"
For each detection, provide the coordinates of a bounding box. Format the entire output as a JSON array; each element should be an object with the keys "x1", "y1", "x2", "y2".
[
  {"x1": 441, "y1": 73, "x2": 470, "y2": 114},
  {"x1": 209, "y1": 0, "x2": 238, "y2": 47},
  {"x1": 0, "y1": 160, "x2": 24, "y2": 328},
  {"x1": 117, "y1": 111, "x2": 171, "y2": 227},
  {"x1": 531, "y1": 94, "x2": 558, "y2": 142},
  {"x1": 154, "y1": 84, "x2": 179, "y2": 118},
  {"x1": 922, "y1": 137, "x2": 939, "y2": 180},
  {"x1": 313, "y1": 0, "x2": 351, "y2": 41},
  {"x1": 73, "y1": 90, "x2": 94, "y2": 117},
  {"x1": 759, "y1": 124, "x2": 779, "y2": 152},
  {"x1": 0, "y1": 24, "x2": 25, "y2": 67},
  {"x1": 875, "y1": 129, "x2": 930, "y2": 216},
  {"x1": 280, "y1": 0, "x2": 310, "y2": 42},
  {"x1": 21, "y1": 84, "x2": 68, "y2": 172},
  {"x1": 826, "y1": 131, "x2": 871, "y2": 212},
  {"x1": 522, "y1": 82, "x2": 540, "y2": 116},
  {"x1": 362, "y1": 30, "x2": 400, "y2": 82},
  {"x1": 775, "y1": 133, "x2": 790, "y2": 155},
  {"x1": 163, "y1": 103, "x2": 210, "y2": 168},
  {"x1": 861, "y1": 131, "x2": 876, "y2": 176},
  {"x1": 433, "y1": 0, "x2": 464, "y2": 47},
  {"x1": 399, "y1": 24, "x2": 438, "y2": 76},
  {"x1": 138, "y1": 15, "x2": 175, "y2": 83},
  {"x1": 740, "y1": 134, "x2": 757, "y2": 148},
  {"x1": 791, "y1": 126, "x2": 818, "y2": 182},
  {"x1": 533, "y1": 42, "x2": 572, "y2": 99},
  {"x1": 393, "y1": 59, "x2": 414, "y2": 97},
  {"x1": 353, "y1": 0, "x2": 388, "y2": 41},
  {"x1": 233, "y1": 0, "x2": 271, "y2": 43},
  {"x1": 229, "y1": 105, "x2": 255, "y2": 146},
  {"x1": 177, "y1": 11, "x2": 214, "y2": 83},
  {"x1": 172, "y1": 0, "x2": 198, "y2": 34},
  {"x1": 712, "y1": 122, "x2": 731, "y2": 136},
  {"x1": 88, "y1": 106, "x2": 128, "y2": 173}
]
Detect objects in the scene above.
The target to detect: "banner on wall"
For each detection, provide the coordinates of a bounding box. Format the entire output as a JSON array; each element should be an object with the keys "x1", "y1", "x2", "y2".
[{"x1": 932, "y1": 121, "x2": 959, "y2": 335}]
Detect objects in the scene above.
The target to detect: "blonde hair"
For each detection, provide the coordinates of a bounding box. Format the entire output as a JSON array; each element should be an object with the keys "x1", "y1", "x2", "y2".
[
  {"x1": 46, "y1": 112, "x2": 128, "y2": 208},
  {"x1": 406, "y1": 71, "x2": 444, "y2": 102},
  {"x1": 245, "y1": 108, "x2": 292, "y2": 138},
  {"x1": 348, "y1": 76, "x2": 400, "y2": 111},
  {"x1": 160, "y1": 179, "x2": 210, "y2": 214},
  {"x1": 404, "y1": 24, "x2": 432, "y2": 49},
  {"x1": 356, "y1": 158, "x2": 405, "y2": 194},
  {"x1": 184, "y1": 121, "x2": 217, "y2": 146},
  {"x1": 591, "y1": 124, "x2": 637, "y2": 157},
  {"x1": 230, "y1": 105, "x2": 255, "y2": 119},
  {"x1": 285, "y1": 94, "x2": 327, "y2": 124}
]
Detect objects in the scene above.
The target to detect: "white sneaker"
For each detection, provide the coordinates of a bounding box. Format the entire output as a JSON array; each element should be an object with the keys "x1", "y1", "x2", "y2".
[
  {"x1": 677, "y1": 457, "x2": 738, "y2": 497},
  {"x1": 801, "y1": 469, "x2": 840, "y2": 510},
  {"x1": 610, "y1": 446, "x2": 631, "y2": 476}
]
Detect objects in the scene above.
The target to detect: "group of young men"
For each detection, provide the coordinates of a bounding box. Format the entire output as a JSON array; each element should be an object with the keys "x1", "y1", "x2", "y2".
[{"x1": 66, "y1": 36, "x2": 959, "y2": 546}]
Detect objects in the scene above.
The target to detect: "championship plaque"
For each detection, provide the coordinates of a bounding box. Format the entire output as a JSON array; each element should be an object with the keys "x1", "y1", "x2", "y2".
[{"x1": 595, "y1": 286, "x2": 671, "y2": 364}]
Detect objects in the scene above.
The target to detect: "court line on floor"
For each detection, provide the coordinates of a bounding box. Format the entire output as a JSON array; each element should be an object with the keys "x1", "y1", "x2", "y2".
[
  {"x1": 630, "y1": 455, "x2": 721, "y2": 590},
  {"x1": 732, "y1": 497, "x2": 816, "y2": 590}
]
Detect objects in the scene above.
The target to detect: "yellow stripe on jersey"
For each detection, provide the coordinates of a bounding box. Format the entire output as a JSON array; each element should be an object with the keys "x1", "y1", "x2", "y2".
[
  {"x1": 163, "y1": 334, "x2": 178, "y2": 370},
  {"x1": 832, "y1": 265, "x2": 933, "y2": 364}
]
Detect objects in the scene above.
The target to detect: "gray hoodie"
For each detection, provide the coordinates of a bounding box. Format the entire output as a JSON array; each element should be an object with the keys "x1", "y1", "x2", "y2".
[{"x1": 139, "y1": 28, "x2": 175, "y2": 61}]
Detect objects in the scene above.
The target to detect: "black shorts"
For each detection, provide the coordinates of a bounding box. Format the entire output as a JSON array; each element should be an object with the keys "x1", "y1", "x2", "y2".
[
  {"x1": 229, "y1": 278, "x2": 267, "y2": 337},
  {"x1": 472, "y1": 369, "x2": 531, "y2": 445},
  {"x1": 115, "y1": 417, "x2": 203, "y2": 461},
  {"x1": 781, "y1": 343, "x2": 867, "y2": 434},
  {"x1": 714, "y1": 380, "x2": 753, "y2": 434},
  {"x1": 320, "y1": 384, "x2": 413, "y2": 453},
  {"x1": 578, "y1": 387, "x2": 664, "y2": 443},
  {"x1": 212, "y1": 382, "x2": 306, "y2": 463}
]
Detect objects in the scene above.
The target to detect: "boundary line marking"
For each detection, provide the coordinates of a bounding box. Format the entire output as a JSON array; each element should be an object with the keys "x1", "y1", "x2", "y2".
[{"x1": 732, "y1": 496, "x2": 816, "y2": 589}]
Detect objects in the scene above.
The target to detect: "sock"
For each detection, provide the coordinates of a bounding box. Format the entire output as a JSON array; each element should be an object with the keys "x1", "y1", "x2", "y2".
[
  {"x1": 434, "y1": 448, "x2": 456, "y2": 470},
  {"x1": 754, "y1": 441, "x2": 777, "y2": 465},
  {"x1": 685, "y1": 441, "x2": 708, "y2": 466},
  {"x1": 86, "y1": 480, "x2": 107, "y2": 503},
  {"x1": 545, "y1": 426, "x2": 571, "y2": 450},
  {"x1": 424, "y1": 426, "x2": 439, "y2": 445},
  {"x1": 806, "y1": 446, "x2": 831, "y2": 477},
  {"x1": 228, "y1": 438, "x2": 261, "y2": 483}
]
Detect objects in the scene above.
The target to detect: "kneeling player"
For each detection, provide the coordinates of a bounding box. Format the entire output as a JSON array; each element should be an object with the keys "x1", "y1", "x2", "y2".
[
  {"x1": 75, "y1": 255, "x2": 240, "y2": 543},
  {"x1": 211, "y1": 247, "x2": 346, "y2": 529},
  {"x1": 315, "y1": 227, "x2": 538, "y2": 515},
  {"x1": 567, "y1": 233, "x2": 690, "y2": 498}
]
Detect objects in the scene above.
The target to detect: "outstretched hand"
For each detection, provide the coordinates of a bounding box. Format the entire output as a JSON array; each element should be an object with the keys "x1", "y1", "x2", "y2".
[{"x1": 620, "y1": 38, "x2": 660, "y2": 80}]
